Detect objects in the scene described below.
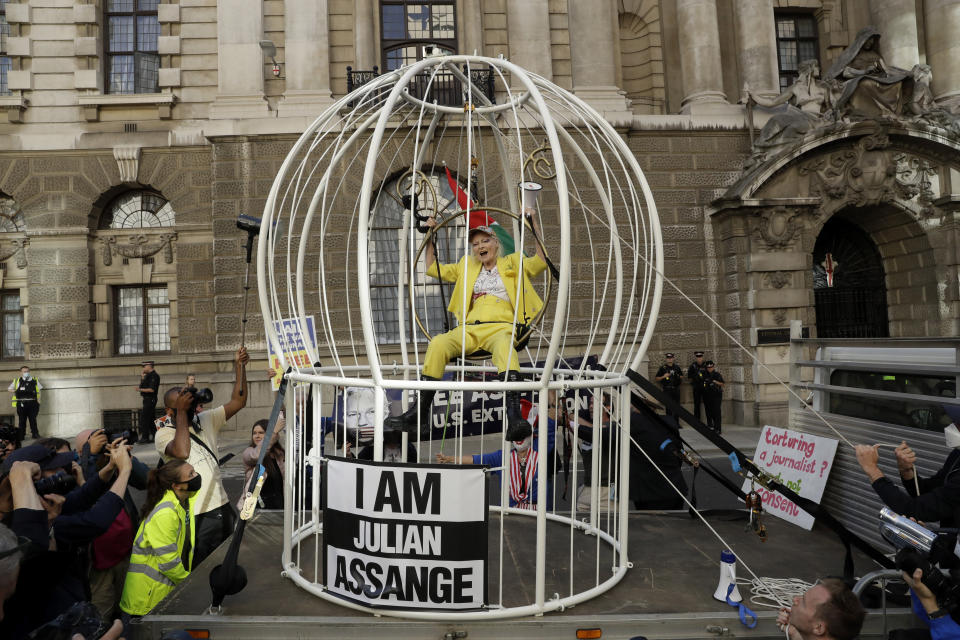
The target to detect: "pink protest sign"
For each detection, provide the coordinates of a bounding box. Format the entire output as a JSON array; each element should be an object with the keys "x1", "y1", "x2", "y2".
[{"x1": 741, "y1": 425, "x2": 839, "y2": 530}]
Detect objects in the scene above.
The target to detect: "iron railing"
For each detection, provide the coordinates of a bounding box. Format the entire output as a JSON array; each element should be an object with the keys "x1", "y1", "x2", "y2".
[{"x1": 345, "y1": 65, "x2": 495, "y2": 108}]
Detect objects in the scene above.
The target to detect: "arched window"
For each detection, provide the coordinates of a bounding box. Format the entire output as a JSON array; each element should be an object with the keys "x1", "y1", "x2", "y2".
[
  {"x1": 99, "y1": 190, "x2": 175, "y2": 229},
  {"x1": 369, "y1": 168, "x2": 466, "y2": 344},
  {"x1": 0, "y1": 193, "x2": 24, "y2": 232},
  {"x1": 380, "y1": 1, "x2": 456, "y2": 71}
]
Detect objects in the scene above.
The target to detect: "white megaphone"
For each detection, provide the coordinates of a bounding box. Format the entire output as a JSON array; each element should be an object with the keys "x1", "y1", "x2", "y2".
[
  {"x1": 713, "y1": 549, "x2": 742, "y2": 603},
  {"x1": 519, "y1": 181, "x2": 542, "y2": 212}
]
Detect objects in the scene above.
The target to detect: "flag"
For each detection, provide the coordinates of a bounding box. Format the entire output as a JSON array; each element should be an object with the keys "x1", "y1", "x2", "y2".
[{"x1": 444, "y1": 166, "x2": 515, "y2": 254}]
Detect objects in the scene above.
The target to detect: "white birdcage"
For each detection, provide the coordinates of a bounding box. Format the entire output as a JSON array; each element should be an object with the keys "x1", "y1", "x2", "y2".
[{"x1": 258, "y1": 54, "x2": 664, "y2": 620}]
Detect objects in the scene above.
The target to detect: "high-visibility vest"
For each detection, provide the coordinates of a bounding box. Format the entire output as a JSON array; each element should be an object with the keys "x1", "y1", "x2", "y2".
[
  {"x1": 11, "y1": 377, "x2": 40, "y2": 407},
  {"x1": 119, "y1": 490, "x2": 197, "y2": 616}
]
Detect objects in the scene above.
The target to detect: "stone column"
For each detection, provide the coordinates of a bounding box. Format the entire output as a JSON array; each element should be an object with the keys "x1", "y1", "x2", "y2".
[
  {"x1": 566, "y1": 0, "x2": 631, "y2": 117},
  {"x1": 278, "y1": 0, "x2": 335, "y2": 117},
  {"x1": 925, "y1": 0, "x2": 960, "y2": 104},
  {"x1": 209, "y1": 0, "x2": 270, "y2": 119},
  {"x1": 461, "y1": 0, "x2": 483, "y2": 57},
  {"x1": 869, "y1": 0, "x2": 920, "y2": 70},
  {"x1": 506, "y1": 0, "x2": 552, "y2": 79},
  {"x1": 355, "y1": 0, "x2": 378, "y2": 70},
  {"x1": 733, "y1": 0, "x2": 779, "y2": 100},
  {"x1": 676, "y1": 0, "x2": 727, "y2": 112}
]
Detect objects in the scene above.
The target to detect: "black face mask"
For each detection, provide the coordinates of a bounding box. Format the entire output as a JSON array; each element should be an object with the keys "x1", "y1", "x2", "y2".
[{"x1": 183, "y1": 475, "x2": 202, "y2": 493}]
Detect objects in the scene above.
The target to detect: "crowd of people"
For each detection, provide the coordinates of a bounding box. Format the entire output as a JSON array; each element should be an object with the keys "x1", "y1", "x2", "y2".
[{"x1": 0, "y1": 346, "x2": 294, "y2": 639}]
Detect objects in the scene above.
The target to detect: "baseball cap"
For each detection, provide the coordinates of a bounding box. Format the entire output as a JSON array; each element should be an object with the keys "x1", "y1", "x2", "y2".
[
  {"x1": 1, "y1": 444, "x2": 74, "y2": 477},
  {"x1": 468, "y1": 225, "x2": 494, "y2": 239}
]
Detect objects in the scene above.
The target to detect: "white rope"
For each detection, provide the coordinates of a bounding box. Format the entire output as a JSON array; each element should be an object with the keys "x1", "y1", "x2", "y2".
[{"x1": 737, "y1": 576, "x2": 814, "y2": 609}]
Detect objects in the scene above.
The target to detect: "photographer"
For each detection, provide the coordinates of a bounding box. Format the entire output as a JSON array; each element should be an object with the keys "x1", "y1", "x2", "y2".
[
  {"x1": 902, "y1": 567, "x2": 960, "y2": 639},
  {"x1": 76, "y1": 429, "x2": 148, "y2": 620},
  {"x1": 0, "y1": 443, "x2": 130, "y2": 638},
  {"x1": 776, "y1": 578, "x2": 865, "y2": 640},
  {"x1": 156, "y1": 346, "x2": 249, "y2": 566}
]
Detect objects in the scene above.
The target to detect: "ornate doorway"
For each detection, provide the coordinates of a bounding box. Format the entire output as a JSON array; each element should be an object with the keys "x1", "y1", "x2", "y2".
[{"x1": 812, "y1": 217, "x2": 889, "y2": 338}]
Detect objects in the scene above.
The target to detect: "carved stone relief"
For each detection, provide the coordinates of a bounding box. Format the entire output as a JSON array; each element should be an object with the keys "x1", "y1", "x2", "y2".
[
  {"x1": 751, "y1": 207, "x2": 803, "y2": 250},
  {"x1": 772, "y1": 308, "x2": 788, "y2": 325},
  {"x1": 763, "y1": 271, "x2": 792, "y2": 289},
  {"x1": 99, "y1": 233, "x2": 176, "y2": 267},
  {"x1": 799, "y1": 131, "x2": 938, "y2": 217},
  {"x1": 0, "y1": 238, "x2": 29, "y2": 268}
]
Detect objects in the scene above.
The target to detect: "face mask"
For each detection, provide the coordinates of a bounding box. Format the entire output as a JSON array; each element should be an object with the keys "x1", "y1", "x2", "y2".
[
  {"x1": 183, "y1": 474, "x2": 202, "y2": 493},
  {"x1": 945, "y1": 424, "x2": 960, "y2": 450},
  {"x1": 22, "y1": 373, "x2": 30, "y2": 381},
  {"x1": 513, "y1": 436, "x2": 532, "y2": 453}
]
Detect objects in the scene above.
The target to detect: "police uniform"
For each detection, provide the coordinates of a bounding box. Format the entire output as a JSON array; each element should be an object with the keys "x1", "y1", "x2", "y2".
[
  {"x1": 702, "y1": 361, "x2": 724, "y2": 433},
  {"x1": 655, "y1": 353, "x2": 683, "y2": 417},
  {"x1": 9, "y1": 371, "x2": 42, "y2": 441},
  {"x1": 686, "y1": 351, "x2": 707, "y2": 421},
  {"x1": 139, "y1": 363, "x2": 160, "y2": 443}
]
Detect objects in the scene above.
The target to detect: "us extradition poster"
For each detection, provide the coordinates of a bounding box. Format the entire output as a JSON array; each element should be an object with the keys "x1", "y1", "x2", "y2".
[{"x1": 323, "y1": 457, "x2": 489, "y2": 610}]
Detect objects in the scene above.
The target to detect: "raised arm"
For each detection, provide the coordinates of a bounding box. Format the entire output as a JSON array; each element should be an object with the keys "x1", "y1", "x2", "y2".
[
  {"x1": 164, "y1": 388, "x2": 195, "y2": 459},
  {"x1": 223, "y1": 346, "x2": 250, "y2": 421}
]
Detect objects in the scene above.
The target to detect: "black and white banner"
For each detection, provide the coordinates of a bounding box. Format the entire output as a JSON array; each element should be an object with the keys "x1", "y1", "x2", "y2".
[{"x1": 323, "y1": 457, "x2": 488, "y2": 610}]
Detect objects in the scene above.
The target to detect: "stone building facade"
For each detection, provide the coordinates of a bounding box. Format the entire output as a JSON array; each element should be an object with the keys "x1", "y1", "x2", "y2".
[{"x1": 0, "y1": 0, "x2": 958, "y2": 435}]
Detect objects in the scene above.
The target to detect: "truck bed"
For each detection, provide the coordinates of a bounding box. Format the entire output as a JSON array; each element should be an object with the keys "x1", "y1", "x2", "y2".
[{"x1": 139, "y1": 510, "x2": 915, "y2": 639}]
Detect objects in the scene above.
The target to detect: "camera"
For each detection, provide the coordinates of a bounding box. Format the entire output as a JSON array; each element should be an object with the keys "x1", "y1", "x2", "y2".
[
  {"x1": 0, "y1": 424, "x2": 17, "y2": 444},
  {"x1": 104, "y1": 428, "x2": 133, "y2": 444},
  {"x1": 880, "y1": 507, "x2": 960, "y2": 614},
  {"x1": 34, "y1": 471, "x2": 78, "y2": 496},
  {"x1": 184, "y1": 386, "x2": 213, "y2": 414}
]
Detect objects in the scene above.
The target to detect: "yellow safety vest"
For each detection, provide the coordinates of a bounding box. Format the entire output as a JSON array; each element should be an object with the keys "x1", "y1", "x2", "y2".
[
  {"x1": 119, "y1": 490, "x2": 197, "y2": 616},
  {"x1": 11, "y1": 376, "x2": 40, "y2": 407}
]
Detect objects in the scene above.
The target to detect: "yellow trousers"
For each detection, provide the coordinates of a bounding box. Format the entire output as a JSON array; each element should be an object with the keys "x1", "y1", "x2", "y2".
[{"x1": 423, "y1": 295, "x2": 521, "y2": 378}]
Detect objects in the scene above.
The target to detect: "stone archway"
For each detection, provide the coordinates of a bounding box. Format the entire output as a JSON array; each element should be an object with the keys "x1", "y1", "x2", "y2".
[
  {"x1": 709, "y1": 123, "x2": 960, "y2": 425},
  {"x1": 812, "y1": 216, "x2": 888, "y2": 338}
]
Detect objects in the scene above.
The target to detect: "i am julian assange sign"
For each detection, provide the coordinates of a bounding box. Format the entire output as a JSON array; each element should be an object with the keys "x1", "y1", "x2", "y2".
[{"x1": 323, "y1": 457, "x2": 489, "y2": 610}]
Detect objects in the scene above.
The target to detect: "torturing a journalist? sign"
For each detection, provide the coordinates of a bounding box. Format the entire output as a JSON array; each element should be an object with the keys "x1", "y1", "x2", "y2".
[
  {"x1": 741, "y1": 426, "x2": 838, "y2": 530},
  {"x1": 323, "y1": 457, "x2": 489, "y2": 610}
]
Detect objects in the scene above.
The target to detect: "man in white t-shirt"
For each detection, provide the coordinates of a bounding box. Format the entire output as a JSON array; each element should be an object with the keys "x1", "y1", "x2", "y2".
[{"x1": 155, "y1": 346, "x2": 249, "y2": 566}]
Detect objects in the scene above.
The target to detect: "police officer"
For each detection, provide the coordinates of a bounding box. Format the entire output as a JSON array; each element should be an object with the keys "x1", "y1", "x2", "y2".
[
  {"x1": 136, "y1": 361, "x2": 161, "y2": 443},
  {"x1": 8, "y1": 365, "x2": 41, "y2": 442},
  {"x1": 702, "y1": 360, "x2": 725, "y2": 434},
  {"x1": 687, "y1": 351, "x2": 707, "y2": 421},
  {"x1": 655, "y1": 353, "x2": 683, "y2": 418}
]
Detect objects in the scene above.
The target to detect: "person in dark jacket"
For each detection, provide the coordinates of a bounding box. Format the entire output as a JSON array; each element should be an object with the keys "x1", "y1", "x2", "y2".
[
  {"x1": 655, "y1": 353, "x2": 683, "y2": 421},
  {"x1": 629, "y1": 398, "x2": 688, "y2": 510},
  {"x1": 0, "y1": 443, "x2": 132, "y2": 638},
  {"x1": 137, "y1": 361, "x2": 161, "y2": 443},
  {"x1": 77, "y1": 428, "x2": 148, "y2": 620},
  {"x1": 855, "y1": 405, "x2": 960, "y2": 528}
]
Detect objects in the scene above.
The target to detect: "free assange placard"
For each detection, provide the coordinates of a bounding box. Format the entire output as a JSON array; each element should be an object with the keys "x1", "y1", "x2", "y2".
[{"x1": 323, "y1": 457, "x2": 489, "y2": 610}]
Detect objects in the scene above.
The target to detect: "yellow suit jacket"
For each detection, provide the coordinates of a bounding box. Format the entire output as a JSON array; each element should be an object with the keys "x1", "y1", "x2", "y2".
[{"x1": 427, "y1": 252, "x2": 547, "y2": 325}]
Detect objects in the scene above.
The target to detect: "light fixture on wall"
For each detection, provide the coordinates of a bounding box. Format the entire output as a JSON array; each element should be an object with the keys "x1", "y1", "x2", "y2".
[{"x1": 259, "y1": 40, "x2": 282, "y2": 78}]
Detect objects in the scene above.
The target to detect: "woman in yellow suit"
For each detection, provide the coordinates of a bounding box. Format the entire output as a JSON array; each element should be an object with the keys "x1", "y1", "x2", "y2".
[
  {"x1": 386, "y1": 209, "x2": 547, "y2": 441},
  {"x1": 119, "y1": 459, "x2": 199, "y2": 626}
]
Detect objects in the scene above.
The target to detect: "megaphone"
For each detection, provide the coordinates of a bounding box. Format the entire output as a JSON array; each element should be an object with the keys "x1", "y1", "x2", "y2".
[
  {"x1": 519, "y1": 181, "x2": 542, "y2": 212},
  {"x1": 713, "y1": 549, "x2": 743, "y2": 603}
]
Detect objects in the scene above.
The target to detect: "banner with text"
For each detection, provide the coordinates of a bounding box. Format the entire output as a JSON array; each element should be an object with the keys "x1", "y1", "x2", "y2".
[
  {"x1": 323, "y1": 457, "x2": 489, "y2": 610},
  {"x1": 268, "y1": 316, "x2": 317, "y2": 390},
  {"x1": 741, "y1": 425, "x2": 839, "y2": 530}
]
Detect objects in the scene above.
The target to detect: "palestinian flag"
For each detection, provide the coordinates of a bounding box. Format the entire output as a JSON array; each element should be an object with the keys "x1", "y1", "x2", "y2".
[{"x1": 444, "y1": 166, "x2": 515, "y2": 254}]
